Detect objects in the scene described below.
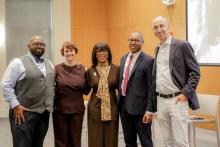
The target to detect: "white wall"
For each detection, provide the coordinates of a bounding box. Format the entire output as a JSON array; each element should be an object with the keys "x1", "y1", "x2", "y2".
[
  {"x1": 0, "y1": 0, "x2": 71, "y2": 118},
  {"x1": 52, "y1": 0, "x2": 71, "y2": 64},
  {"x1": 0, "y1": 0, "x2": 8, "y2": 118}
]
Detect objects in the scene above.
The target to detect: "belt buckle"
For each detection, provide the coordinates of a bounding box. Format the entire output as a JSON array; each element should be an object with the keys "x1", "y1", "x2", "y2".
[
  {"x1": 157, "y1": 92, "x2": 179, "y2": 99},
  {"x1": 164, "y1": 94, "x2": 169, "y2": 98}
]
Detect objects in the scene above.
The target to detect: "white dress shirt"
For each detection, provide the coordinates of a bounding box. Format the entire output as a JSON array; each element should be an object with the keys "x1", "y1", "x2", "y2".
[
  {"x1": 121, "y1": 50, "x2": 142, "y2": 96},
  {"x1": 1, "y1": 53, "x2": 53, "y2": 109},
  {"x1": 156, "y1": 35, "x2": 180, "y2": 94}
]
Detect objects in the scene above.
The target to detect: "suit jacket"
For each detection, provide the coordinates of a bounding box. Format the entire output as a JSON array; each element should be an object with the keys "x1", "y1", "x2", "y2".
[
  {"x1": 152, "y1": 38, "x2": 201, "y2": 110},
  {"x1": 119, "y1": 51, "x2": 154, "y2": 115}
]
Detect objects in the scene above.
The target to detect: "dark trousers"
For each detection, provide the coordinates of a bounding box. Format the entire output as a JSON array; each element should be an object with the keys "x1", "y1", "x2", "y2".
[
  {"x1": 120, "y1": 104, "x2": 153, "y2": 147},
  {"x1": 53, "y1": 111, "x2": 84, "y2": 147},
  {"x1": 9, "y1": 109, "x2": 50, "y2": 147}
]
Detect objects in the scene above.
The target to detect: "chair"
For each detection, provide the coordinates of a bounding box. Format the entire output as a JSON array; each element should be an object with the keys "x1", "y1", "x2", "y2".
[{"x1": 188, "y1": 94, "x2": 220, "y2": 147}]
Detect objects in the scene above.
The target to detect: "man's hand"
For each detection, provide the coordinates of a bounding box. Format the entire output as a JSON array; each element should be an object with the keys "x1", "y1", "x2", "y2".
[
  {"x1": 143, "y1": 113, "x2": 153, "y2": 124},
  {"x1": 13, "y1": 105, "x2": 29, "y2": 125},
  {"x1": 176, "y1": 94, "x2": 188, "y2": 103}
]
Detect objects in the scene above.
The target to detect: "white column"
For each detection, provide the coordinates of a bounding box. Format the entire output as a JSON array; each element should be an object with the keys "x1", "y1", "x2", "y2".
[
  {"x1": 0, "y1": 0, "x2": 9, "y2": 118},
  {"x1": 0, "y1": 0, "x2": 72, "y2": 118},
  {"x1": 52, "y1": 0, "x2": 71, "y2": 64}
]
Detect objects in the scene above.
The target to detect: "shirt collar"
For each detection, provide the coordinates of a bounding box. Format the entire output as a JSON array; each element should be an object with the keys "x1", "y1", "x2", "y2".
[
  {"x1": 28, "y1": 52, "x2": 36, "y2": 61},
  {"x1": 159, "y1": 35, "x2": 172, "y2": 47},
  {"x1": 28, "y1": 52, "x2": 44, "y2": 63},
  {"x1": 129, "y1": 50, "x2": 142, "y2": 58}
]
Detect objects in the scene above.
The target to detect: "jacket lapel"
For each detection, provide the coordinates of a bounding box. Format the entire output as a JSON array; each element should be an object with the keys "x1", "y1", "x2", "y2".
[
  {"x1": 153, "y1": 46, "x2": 159, "y2": 76},
  {"x1": 129, "y1": 52, "x2": 143, "y2": 78},
  {"x1": 120, "y1": 53, "x2": 128, "y2": 80},
  {"x1": 169, "y1": 38, "x2": 178, "y2": 73},
  {"x1": 155, "y1": 46, "x2": 159, "y2": 57}
]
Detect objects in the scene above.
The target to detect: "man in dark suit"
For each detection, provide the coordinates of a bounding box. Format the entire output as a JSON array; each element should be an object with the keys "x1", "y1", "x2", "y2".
[
  {"x1": 152, "y1": 16, "x2": 200, "y2": 147},
  {"x1": 119, "y1": 32, "x2": 154, "y2": 147}
]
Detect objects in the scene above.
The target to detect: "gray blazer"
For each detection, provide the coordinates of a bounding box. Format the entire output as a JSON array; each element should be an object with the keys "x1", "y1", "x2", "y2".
[{"x1": 152, "y1": 38, "x2": 201, "y2": 110}]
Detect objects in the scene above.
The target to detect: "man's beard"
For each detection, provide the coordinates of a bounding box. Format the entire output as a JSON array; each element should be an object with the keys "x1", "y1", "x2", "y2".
[{"x1": 30, "y1": 48, "x2": 45, "y2": 58}]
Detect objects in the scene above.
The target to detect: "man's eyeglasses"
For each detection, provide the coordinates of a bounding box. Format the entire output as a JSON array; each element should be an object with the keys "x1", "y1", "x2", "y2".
[
  {"x1": 128, "y1": 39, "x2": 141, "y2": 43},
  {"x1": 32, "y1": 42, "x2": 46, "y2": 47}
]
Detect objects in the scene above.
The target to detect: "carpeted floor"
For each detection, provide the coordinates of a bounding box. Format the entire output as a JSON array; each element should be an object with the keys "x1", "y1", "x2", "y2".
[{"x1": 0, "y1": 117, "x2": 218, "y2": 147}]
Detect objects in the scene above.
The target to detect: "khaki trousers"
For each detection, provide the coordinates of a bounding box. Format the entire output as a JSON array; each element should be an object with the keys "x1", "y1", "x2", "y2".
[{"x1": 157, "y1": 96, "x2": 189, "y2": 147}]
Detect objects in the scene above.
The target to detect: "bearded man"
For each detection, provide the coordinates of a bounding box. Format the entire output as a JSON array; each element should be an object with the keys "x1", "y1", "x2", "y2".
[{"x1": 2, "y1": 35, "x2": 55, "y2": 147}]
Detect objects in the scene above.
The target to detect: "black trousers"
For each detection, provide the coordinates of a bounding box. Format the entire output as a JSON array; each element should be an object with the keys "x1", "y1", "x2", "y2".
[
  {"x1": 120, "y1": 103, "x2": 153, "y2": 147},
  {"x1": 52, "y1": 111, "x2": 84, "y2": 147},
  {"x1": 9, "y1": 109, "x2": 50, "y2": 147}
]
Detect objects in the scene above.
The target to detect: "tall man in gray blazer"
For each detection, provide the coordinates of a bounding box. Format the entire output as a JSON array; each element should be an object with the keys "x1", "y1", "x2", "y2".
[
  {"x1": 152, "y1": 16, "x2": 200, "y2": 147},
  {"x1": 119, "y1": 32, "x2": 154, "y2": 147},
  {"x1": 2, "y1": 35, "x2": 55, "y2": 147}
]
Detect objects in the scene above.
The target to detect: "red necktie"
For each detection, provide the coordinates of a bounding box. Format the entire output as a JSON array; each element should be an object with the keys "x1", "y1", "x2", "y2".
[{"x1": 123, "y1": 54, "x2": 133, "y2": 95}]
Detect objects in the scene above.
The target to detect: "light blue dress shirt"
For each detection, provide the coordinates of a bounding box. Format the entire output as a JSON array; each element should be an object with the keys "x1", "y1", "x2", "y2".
[{"x1": 1, "y1": 53, "x2": 53, "y2": 109}]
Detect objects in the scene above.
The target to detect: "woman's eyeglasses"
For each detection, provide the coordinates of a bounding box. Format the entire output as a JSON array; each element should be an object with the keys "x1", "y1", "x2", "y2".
[{"x1": 96, "y1": 49, "x2": 108, "y2": 55}]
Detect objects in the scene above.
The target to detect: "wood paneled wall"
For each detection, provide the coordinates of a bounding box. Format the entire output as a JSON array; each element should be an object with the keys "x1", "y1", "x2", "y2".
[
  {"x1": 71, "y1": 0, "x2": 108, "y2": 68},
  {"x1": 107, "y1": 0, "x2": 186, "y2": 64},
  {"x1": 71, "y1": 0, "x2": 220, "y2": 129}
]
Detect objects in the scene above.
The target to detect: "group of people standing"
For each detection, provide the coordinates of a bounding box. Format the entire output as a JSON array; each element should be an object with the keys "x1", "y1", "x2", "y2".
[{"x1": 2, "y1": 16, "x2": 200, "y2": 147}]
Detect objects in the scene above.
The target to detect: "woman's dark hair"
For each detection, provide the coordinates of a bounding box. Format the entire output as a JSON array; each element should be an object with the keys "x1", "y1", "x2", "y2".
[{"x1": 91, "y1": 42, "x2": 112, "y2": 66}]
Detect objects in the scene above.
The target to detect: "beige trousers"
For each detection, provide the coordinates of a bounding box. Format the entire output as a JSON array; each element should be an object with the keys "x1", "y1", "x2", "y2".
[{"x1": 156, "y1": 96, "x2": 189, "y2": 147}]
